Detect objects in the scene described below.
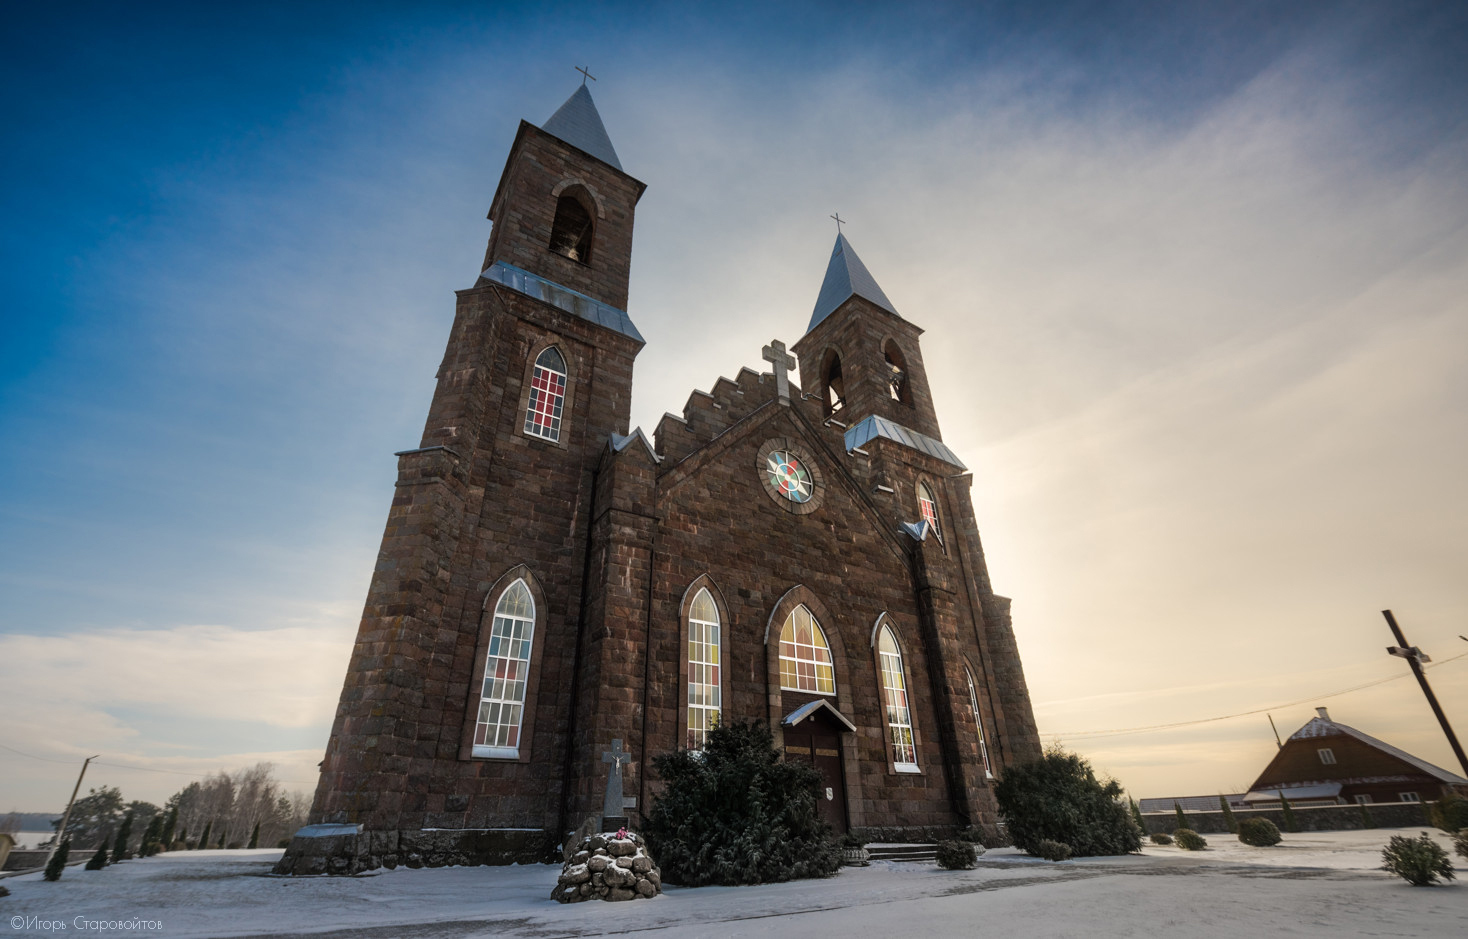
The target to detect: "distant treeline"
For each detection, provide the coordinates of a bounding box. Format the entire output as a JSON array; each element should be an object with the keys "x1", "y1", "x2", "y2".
[{"x1": 0, "y1": 812, "x2": 61, "y2": 832}]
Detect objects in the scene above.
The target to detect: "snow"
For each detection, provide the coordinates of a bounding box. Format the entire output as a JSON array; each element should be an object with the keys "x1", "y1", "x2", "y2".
[{"x1": 1, "y1": 828, "x2": 1463, "y2": 938}]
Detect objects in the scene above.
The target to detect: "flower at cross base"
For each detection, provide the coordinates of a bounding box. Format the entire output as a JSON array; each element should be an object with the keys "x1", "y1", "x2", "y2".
[{"x1": 616, "y1": 827, "x2": 628, "y2": 840}]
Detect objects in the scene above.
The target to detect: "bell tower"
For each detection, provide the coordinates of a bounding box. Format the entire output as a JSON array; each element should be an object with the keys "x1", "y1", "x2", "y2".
[{"x1": 791, "y1": 234, "x2": 943, "y2": 441}]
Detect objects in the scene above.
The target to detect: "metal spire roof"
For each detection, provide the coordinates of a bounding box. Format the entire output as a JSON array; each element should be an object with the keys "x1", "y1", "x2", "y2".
[
  {"x1": 541, "y1": 84, "x2": 623, "y2": 171},
  {"x1": 807, "y1": 233, "x2": 898, "y2": 333}
]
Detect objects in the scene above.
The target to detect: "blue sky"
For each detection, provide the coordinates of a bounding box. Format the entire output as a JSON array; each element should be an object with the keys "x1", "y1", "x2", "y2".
[{"x1": 3, "y1": 1, "x2": 1467, "y2": 810}]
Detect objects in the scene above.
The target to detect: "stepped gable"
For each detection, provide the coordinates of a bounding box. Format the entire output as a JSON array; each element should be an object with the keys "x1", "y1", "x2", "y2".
[{"x1": 654, "y1": 367, "x2": 781, "y2": 466}]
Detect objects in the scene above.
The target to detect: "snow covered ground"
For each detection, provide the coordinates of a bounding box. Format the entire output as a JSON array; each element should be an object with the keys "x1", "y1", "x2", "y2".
[{"x1": 1, "y1": 827, "x2": 1463, "y2": 938}]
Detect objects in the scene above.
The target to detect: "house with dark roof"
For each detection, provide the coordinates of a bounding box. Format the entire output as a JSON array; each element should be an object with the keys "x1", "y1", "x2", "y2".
[{"x1": 1243, "y1": 707, "x2": 1468, "y2": 806}]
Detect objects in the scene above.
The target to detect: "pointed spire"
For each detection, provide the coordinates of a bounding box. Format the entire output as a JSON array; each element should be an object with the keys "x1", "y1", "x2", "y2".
[
  {"x1": 541, "y1": 84, "x2": 623, "y2": 171},
  {"x1": 807, "y1": 233, "x2": 898, "y2": 333}
]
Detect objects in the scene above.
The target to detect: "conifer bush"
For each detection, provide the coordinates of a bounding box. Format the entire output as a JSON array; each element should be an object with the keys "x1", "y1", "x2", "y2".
[
  {"x1": 1278, "y1": 794, "x2": 1298, "y2": 833},
  {"x1": 1031, "y1": 839, "x2": 1072, "y2": 861},
  {"x1": 248, "y1": 822, "x2": 260, "y2": 849},
  {"x1": 160, "y1": 807, "x2": 177, "y2": 850},
  {"x1": 1129, "y1": 798, "x2": 1146, "y2": 835},
  {"x1": 1358, "y1": 803, "x2": 1376, "y2": 829},
  {"x1": 43, "y1": 841, "x2": 70, "y2": 881},
  {"x1": 1380, "y1": 832, "x2": 1455, "y2": 886},
  {"x1": 138, "y1": 815, "x2": 163, "y2": 857},
  {"x1": 644, "y1": 720, "x2": 841, "y2": 886},
  {"x1": 992, "y1": 747, "x2": 1142, "y2": 857},
  {"x1": 85, "y1": 844, "x2": 109, "y2": 870},
  {"x1": 111, "y1": 812, "x2": 133, "y2": 863},
  {"x1": 1452, "y1": 829, "x2": 1466, "y2": 861},
  {"x1": 1149, "y1": 832, "x2": 1172, "y2": 845},
  {"x1": 196, "y1": 821, "x2": 211, "y2": 850},
  {"x1": 1237, "y1": 817, "x2": 1281, "y2": 847},
  {"x1": 1219, "y1": 796, "x2": 1238, "y2": 834},
  {"x1": 1429, "y1": 791, "x2": 1468, "y2": 833},
  {"x1": 1173, "y1": 829, "x2": 1207, "y2": 851},
  {"x1": 1173, "y1": 803, "x2": 1189, "y2": 831},
  {"x1": 936, "y1": 839, "x2": 977, "y2": 870}
]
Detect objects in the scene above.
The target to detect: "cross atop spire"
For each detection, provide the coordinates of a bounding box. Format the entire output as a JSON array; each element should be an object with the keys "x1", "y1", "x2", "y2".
[
  {"x1": 575, "y1": 65, "x2": 596, "y2": 86},
  {"x1": 830, "y1": 212, "x2": 845, "y2": 234}
]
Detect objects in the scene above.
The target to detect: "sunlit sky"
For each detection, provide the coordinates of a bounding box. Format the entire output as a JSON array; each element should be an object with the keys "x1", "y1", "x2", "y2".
[{"x1": 3, "y1": 1, "x2": 1467, "y2": 812}]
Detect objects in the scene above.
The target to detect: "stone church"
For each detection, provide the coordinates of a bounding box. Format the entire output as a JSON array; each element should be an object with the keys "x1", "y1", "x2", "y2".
[{"x1": 280, "y1": 82, "x2": 1041, "y2": 872}]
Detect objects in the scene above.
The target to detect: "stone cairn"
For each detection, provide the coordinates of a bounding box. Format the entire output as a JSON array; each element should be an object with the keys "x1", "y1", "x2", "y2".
[{"x1": 552, "y1": 829, "x2": 661, "y2": 903}]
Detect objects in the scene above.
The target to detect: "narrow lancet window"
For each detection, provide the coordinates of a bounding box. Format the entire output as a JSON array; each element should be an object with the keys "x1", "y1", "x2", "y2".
[
  {"x1": 779, "y1": 605, "x2": 835, "y2": 694},
  {"x1": 548, "y1": 192, "x2": 594, "y2": 263},
  {"x1": 918, "y1": 483, "x2": 941, "y2": 540},
  {"x1": 966, "y1": 668, "x2": 994, "y2": 777},
  {"x1": 524, "y1": 346, "x2": 567, "y2": 441},
  {"x1": 884, "y1": 340, "x2": 911, "y2": 405},
  {"x1": 824, "y1": 354, "x2": 845, "y2": 416},
  {"x1": 474, "y1": 579, "x2": 535, "y2": 757},
  {"x1": 687, "y1": 588, "x2": 722, "y2": 750},
  {"x1": 879, "y1": 625, "x2": 918, "y2": 771}
]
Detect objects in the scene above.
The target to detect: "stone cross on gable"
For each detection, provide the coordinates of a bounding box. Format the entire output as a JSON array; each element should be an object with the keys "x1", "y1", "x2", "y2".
[
  {"x1": 762, "y1": 340, "x2": 797, "y2": 405},
  {"x1": 602, "y1": 738, "x2": 631, "y2": 822}
]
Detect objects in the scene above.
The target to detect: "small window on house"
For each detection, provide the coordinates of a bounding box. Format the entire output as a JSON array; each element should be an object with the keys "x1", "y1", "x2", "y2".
[
  {"x1": 823, "y1": 354, "x2": 845, "y2": 416},
  {"x1": 966, "y1": 667, "x2": 993, "y2": 778},
  {"x1": 778, "y1": 605, "x2": 835, "y2": 695},
  {"x1": 1355, "y1": 794, "x2": 1372, "y2": 805},
  {"x1": 1399, "y1": 792, "x2": 1420, "y2": 803},
  {"x1": 878, "y1": 625, "x2": 919, "y2": 772},
  {"x1": 1317, "y1": 748, "x2": 1336, "y2": 765},
  {"x1": 918, "y1": 483, "x2": 941, "y2": 541},
  {"x1": 524, "y1": 347, "x2": 567, "y2": 441},
  {"x1": 473, "y1": 579, "x2": 535, "y2": 758},
  {"x1": 687, "y1": 588, "x2": 721, "y2": 750},
  {"x1": 548, "y1": 192, "x2": 594, "y2": 263},
  {"x1": 884, "y1": 340, "x2": 911, "y2": 405}
]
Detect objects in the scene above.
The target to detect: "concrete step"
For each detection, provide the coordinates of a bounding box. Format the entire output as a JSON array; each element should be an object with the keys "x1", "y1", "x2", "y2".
[{"x1": 866, "y1": 843, "x2": 938, "y2": 863}]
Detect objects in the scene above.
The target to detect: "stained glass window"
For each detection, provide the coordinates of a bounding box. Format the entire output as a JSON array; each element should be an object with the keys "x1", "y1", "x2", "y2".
[
  {"x1": 687, "y1": 588, "x2": 721, "y2": 750},
  {"x1": 879, "y1": 626, "x2": 918, "y2": 771},
  {"x1": 966, "y1": 668, "x2": 993, "y2": 777},
  {"x1": 778, "y1": 605, "x2": 835, "y2": 694},
  {"x1": 474, "y1": 579, "x2": 534, "y2": 757},
  {"x1": 766, "y1": 450, "x2": 813, "y2": 503},
  {"x1": 918, "y1": 483, "x2": 940, "y2": 540},
  {"x1": 524, "y1": 347, "x2": 567, "y2": 441}
]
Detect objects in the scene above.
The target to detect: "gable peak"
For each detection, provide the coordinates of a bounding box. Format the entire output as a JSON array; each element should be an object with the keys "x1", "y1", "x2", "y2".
[
  {"x1": 807, "y1": 233, "x2": 898, "y2": 333},
  {"x1": 541, "y1": 84, "x2": 623, "y2": 171}
]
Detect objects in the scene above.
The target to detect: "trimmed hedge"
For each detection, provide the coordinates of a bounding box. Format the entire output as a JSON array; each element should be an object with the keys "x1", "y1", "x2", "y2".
[
  {"x1": 1237, "y1": 817, "x2": 1281, "y2": 847},
  {"x1": 1149, "y1": 832, "x2": 1172, "y2": 845},
  {"x1": 1031, "y1": 839, "x2": 1073, "y2": 861},
  {"x1": 936, "y1": 839, "x2": 977, "y2": 870},
  {"x1": 1173, "y1": 829, "x2": 1207, "y2": 851}
]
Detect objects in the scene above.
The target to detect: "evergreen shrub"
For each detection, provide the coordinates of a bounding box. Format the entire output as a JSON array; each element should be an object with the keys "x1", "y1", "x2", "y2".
[
  {"x1": 644, "y1": 720, "x2": 842, "y2": 886},
  {"x1": 1149, "y1": 832, "x2": 1172, "y2": 845},
  {"x1": 1452, "y1": 829, "x2": 1466, "y2": 861},
  {"x1": 992, "y1": 747, "x2": 1142, "y2": 857},
  {"x1": 1219, "y1": 796, "x2": 1238, "y2": 834},
  {"x1": 1129, "y1": 798, "x2": 1146, "y2": 834},
  {"x1": 43, "y1": 841, "x2": 70, "y2": 881},
  {"x1": 1278, "y1": 794, "x2": 1298, "y2": 833},
  {"x1": 1031, "y1": 839, "x2": 1072, "y2": 861},
  {"x1": 86, "y1": 845, "x2": 109, "y2": 870},
  {"x1": 1237, "y1": 817, "x2": 1281, "y2": 847},
  {"x1": 1173, "y1": 829, "x2": 1207, "y2": 851},
  {"x1": 1430, "y1": 792, "x2": 1468, "y2": 833},
  {"x1": 196, "y1": 821, "x2": 211, "y2": 850},
  {"x1": 248, "y1": 823, "x2": 260, "y2": 849},
  {"x1": 936, "y1": 839, "x2": 977, "y2": 870},
  {"x1": 111, "y1": 812, "x2": 134, "y2": 864},
  {"x1": 1173, "y1": 803, "x2": 1189, "y2": 831},
  {"x1": 1380, "y1": 832, "x2": 1455, "y2": 886},
  {"x1": 841, "y1": 830, "x2": 867, "y2": 848}
]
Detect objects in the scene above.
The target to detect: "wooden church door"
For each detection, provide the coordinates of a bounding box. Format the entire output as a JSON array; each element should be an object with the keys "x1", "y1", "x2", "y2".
[{"x1": 783, "y1": 713, "x2": 849, "y2": 834}]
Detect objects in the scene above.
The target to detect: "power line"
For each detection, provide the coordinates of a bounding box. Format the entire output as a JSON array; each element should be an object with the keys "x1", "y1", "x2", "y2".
[
  {"x1": 0, "y1": 743, "x2": 316, "y2": 785},
  {"x1": 1042, "y1": 650, "x2": 1468, "y2": 740}
]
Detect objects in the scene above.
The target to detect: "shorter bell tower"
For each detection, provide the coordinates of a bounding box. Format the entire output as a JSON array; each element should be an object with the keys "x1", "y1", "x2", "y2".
[{"x1": 791, "y1": 234, "x2": 943, "y2": 441}]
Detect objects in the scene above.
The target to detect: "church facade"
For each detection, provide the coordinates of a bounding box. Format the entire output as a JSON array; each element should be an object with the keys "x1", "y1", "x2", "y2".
[{"x1": 281, "y1": 83, "x2": 1041, "y2": 871}]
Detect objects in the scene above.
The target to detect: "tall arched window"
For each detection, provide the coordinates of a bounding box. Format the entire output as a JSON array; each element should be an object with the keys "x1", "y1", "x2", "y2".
[
  {"x1": 966, "y1": 667, "x2": 994, "y2": 778},
  {"x1": 548, "y1": 191, "x2": 594, "y2": 263},
  {"x1": 823, "y1": 353, "x2": 845, "y2": 416},
  {"x1": 884, "y1": 340, "x2": 911, "y2": 405},
  {"x1": 779, "y1": 605, "x2": 835, "y2": 695},
  {"x1": 474, "y1": 579, "x2": 535, "y2": 758},
  {"x1": 917, "y1": 482, "x2": 941, "y2": 541},
  {"x1": 878, "y1": 625, "x2": 919, "y2": 771},
  {"x1": 524, "y1": 346, "x2": 567, "y2": 441},
  {"x1": 687, "y1": 588, "x2": 722, "y2": 750}
]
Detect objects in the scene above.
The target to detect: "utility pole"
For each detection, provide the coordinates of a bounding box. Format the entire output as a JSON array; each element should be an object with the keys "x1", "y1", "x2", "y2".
[
  {"x1": 46, "y1": 755, "x2": 98, "y2": 868},
  {"x1": 1267, "y1": 714, "x2": 1283, "y2": 750},
  {"x1": 1383, "y1": 609, "x2": 1468, "y2": 778}
]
